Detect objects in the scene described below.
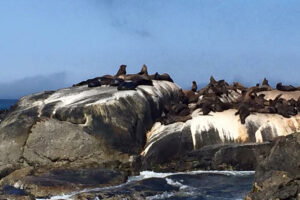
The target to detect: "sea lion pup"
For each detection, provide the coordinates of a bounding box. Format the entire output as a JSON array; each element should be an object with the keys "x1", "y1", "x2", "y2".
[
  {"x1": 192, "y1": 81, "x2": 197, "y2": 92},
  {"x1": 138, "y1": 64, "x2": 149, "y2": 76},
  {"x1": 115, "y1": 64, "x2": 127, "y2": 77},
  {"x1": 276, "y1": 82, "x2": 297, "y2": 91}
]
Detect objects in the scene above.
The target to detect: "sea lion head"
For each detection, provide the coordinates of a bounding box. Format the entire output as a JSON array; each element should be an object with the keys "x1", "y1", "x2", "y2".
[
  {"x1": 262, "y1": 77, "x2": 269, "y2": 86},
  {"x1": 116, "y1": 65, "x2": 127, "y2": 77},
  {"x1": 192, "y1": 81, "x2": 197, "y2": 92},
  {"x1": 139, "y1": 64, "x2": 149, "y2": 76},
  {"x1": 210, "y1": 76, "x2": 217, "y2": 85}
]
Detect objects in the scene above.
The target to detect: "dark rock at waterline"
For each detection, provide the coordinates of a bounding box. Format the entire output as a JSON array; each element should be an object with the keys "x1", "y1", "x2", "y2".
[
  {"x1": 73, "y1": 172, "x2": 254, "y2": 200},
  {"x1": 246, "y1": 132, "x2": 300, "y2": 200},
  {"x1": 3, "y1": 167, "x2": 127, "y2": 198},
  {"x1": 142, "y1": 141, "x2": 273, "y2": 172},
  {"x1": 0, "y1": 185, "x2": 34, "y2": 200},
  {"x1": 73, "y1": 177, "x2": 179, "y2": 200}
]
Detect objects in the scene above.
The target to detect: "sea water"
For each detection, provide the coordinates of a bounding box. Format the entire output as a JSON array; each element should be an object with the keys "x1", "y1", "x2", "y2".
[
  {"x1": 39, "y1": 170, "x2": 254, "y2": 200},
  {"x1": 0, "y1": 99, "x2": 18, "y2": 110}
]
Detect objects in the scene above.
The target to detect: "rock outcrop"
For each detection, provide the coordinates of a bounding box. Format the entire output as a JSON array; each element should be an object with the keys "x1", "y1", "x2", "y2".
[
  {"x1": 141, "y1": 108, "x2": 300, "y2": 171},
  {"x1": 246, "y1": 132, "x2": 300, "y2": 200},
  {"x1": 1, "y1": 72, "x2": 300, "y2": 198},
  {"x1": 0, "y1": 80, "x2": 181, "y2": 196}
]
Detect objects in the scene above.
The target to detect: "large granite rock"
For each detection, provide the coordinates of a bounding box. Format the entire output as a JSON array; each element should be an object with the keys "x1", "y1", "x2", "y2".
[
  {"x1": 246, "y1": 132, "x2": 300, "y2": 200},
  {"x1": 0, "y1": 81, "x2": 181, "y2": 195},
  {"x1": 141, "y1": 108, "x2": 300, "y2": 171}
]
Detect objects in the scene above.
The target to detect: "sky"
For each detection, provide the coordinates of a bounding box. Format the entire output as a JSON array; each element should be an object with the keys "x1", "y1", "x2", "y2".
[{"x1": 0, "y1": 0, "x2": 300, "y2": 98}]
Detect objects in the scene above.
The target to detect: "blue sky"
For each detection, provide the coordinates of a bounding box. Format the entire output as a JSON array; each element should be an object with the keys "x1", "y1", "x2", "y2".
[{"x1": 0, "y1": 0, "x2": 300, "y2": 98}]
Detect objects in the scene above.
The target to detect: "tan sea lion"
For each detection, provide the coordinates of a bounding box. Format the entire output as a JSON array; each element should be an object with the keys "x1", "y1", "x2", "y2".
[{"x1": 138, "y1": 64, "x2": 149, "y2": 76}]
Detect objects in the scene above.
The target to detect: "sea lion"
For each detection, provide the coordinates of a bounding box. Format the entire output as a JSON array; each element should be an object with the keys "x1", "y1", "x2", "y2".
[
  {"x1": 117, "y1": 81, "x2": 136, "y2": 90},
  {"x1": 275, "y1": 100, "x2": 298, "y2": 118},
  {"x1": 209, "y1": 76, "x2": 217, "y2": 85},
  {"x1": 233, "y1": 82, "x2": 246, "y2": 91},
  {"x1": 276, "y1": 82, "x2": 297, "y2": 91},
  {"x1": 115, "y1": 65, "x2": 127, "y2": 77},
  {"x1": 235, "y1": 103, "x2": 250, "y2": 124},
  {"x1": 262, "y1": 78, "x2": 269, "y2": 86},
  {"x1": 150, "y1": 73, "x2": 173, "y2": 82},
  {"x1": 88, "y1": 79, "x2": 101, "y2": 87},
  {"x1": 138, "y1": 64, "x2": 149, "y2": 76},
  {"x1": 110, "y1": 78, "x2": 124, "y2": 86},
  {"x1": 184, "y1": 90, "x2": 200, "y2": 103},
  {"x1": 172, "y1": 103, "x2": 190, "y2": 116},
  {"x1": 192, "y1": 81, "x2": 197, "y2": 92}
]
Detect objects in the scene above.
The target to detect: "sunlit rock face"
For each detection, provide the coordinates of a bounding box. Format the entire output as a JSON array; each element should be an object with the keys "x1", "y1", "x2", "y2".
[
  {"x1": 143, "y1": 110, "x2": 300, "y2": 156},
  {"x1": 142, "y1": 91, "x2": 300, "y2": 170},
  {"x1": 0, "y1": 81, "x2": 181, "y2": 168}
]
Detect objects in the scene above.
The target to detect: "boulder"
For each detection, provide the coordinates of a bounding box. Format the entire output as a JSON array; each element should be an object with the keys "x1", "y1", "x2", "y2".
[
  {"x1": 0, "y1": 80, "x2": 181, "y2": 195},
  {"x1": 141, "y1": 109, "x2": 300, "y2": 171},
  {"x1": 246, "y1": 132, "x2": 300, "y2": 200}
]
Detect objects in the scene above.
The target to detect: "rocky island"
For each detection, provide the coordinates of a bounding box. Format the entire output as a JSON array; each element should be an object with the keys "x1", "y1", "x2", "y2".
[{"x1": 0, "y1": 65, "x2": 299, "y2": 199}]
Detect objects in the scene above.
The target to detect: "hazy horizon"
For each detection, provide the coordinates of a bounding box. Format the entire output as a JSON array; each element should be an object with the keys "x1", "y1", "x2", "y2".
[{"x1": 0, "y1": 0, "x2": 300, "y2": 98}]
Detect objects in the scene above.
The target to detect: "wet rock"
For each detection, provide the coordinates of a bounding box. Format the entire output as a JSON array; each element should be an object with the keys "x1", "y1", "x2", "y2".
[
  {"x1": 0, "y1": 184, "x2": 34, "y2": 200},
  {"x1": 73, "y1": 177, "x2": 179, "y2": 200},
  {"x1": 142, "y1": 142, "x2": 273, "y2": 172},
  {"x1": 8, "y1": 167, "x2": 127, "y2": 198}
]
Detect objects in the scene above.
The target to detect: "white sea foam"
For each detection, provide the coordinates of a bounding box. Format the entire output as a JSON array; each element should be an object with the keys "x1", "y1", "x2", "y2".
[{"x1": 146, "y1": 191, "x2": 176, "y2": 200}]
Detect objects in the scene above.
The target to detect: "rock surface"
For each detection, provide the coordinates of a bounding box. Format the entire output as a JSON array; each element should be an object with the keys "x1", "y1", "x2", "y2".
[
  {"x1": 0, "y1": 81, "x2": 181, "y2": 196},
  {"x1": 142, "y1": 108, "x2": 300, "y2": 171},
  {"x1": 0, "y1": 76, "x2": 300, "y2": 198},
  {"x1": 246, "y1": 132, "x2": 300, "y2": 200}
]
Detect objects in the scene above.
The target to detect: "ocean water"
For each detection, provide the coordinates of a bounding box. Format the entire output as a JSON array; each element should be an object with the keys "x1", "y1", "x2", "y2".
[
  {"x1": 39, "y1": 170, "x2": 254, "y2": 200},
  {"x1": 0, "y1": 99, "x2": 18, "y2": 110}
]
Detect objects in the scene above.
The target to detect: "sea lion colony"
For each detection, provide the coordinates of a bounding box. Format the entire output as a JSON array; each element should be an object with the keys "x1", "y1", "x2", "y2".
[
  {"x1": 72, "y1": 64, "x2": 173, "y2": 90},
  {"x1": 72, "y1": 65, "x2": 300, "y2": 125}
]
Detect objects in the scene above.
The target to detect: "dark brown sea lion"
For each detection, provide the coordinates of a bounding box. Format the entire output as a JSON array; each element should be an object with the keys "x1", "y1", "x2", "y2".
[
  {"x1": 115, "y1": 65, "x2": 127, "y2": 77},
  {"x1": 88, "y1": 78, "x2": 101, "y2": 87},
  {"x1": 235, "y1": 103, "x2": 250, "y2": 124},
  {"x1": 209, "y1": 76, "x2": 217, "y2": 85},
  {"x1": 233, "y1": 82, "x2": 246, "y2": 91},
  {"x1": 262, "y1": 78, "x2": 269, "y2": 86},
  {"x1": 184, "y1": 90, "x2": 200, "y2": 104},
  {"x1": 120, "y1": 74, "x2": 153, "y2": 86},
  {"x1": 159, "y1": 73, "x2": 174, "y2": 82},
  {"x1": 109, "y1": 78, "x2": 124, "y2": 86},
  {"x1": 138, "y1": 64, "x2": 149, "y2": 76},
  {"x1": 192, "y1": 81, "x2": 197, "y2": 92},
  {"x1": 276, "y1": 82, "x2": 297, "y2": 91},
  {"x1": 275, "y1": 101, "x2": 298, "y2": 118},
  {"x1": 117, "y1": 81, "x2": 136, "y2": 90}
]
